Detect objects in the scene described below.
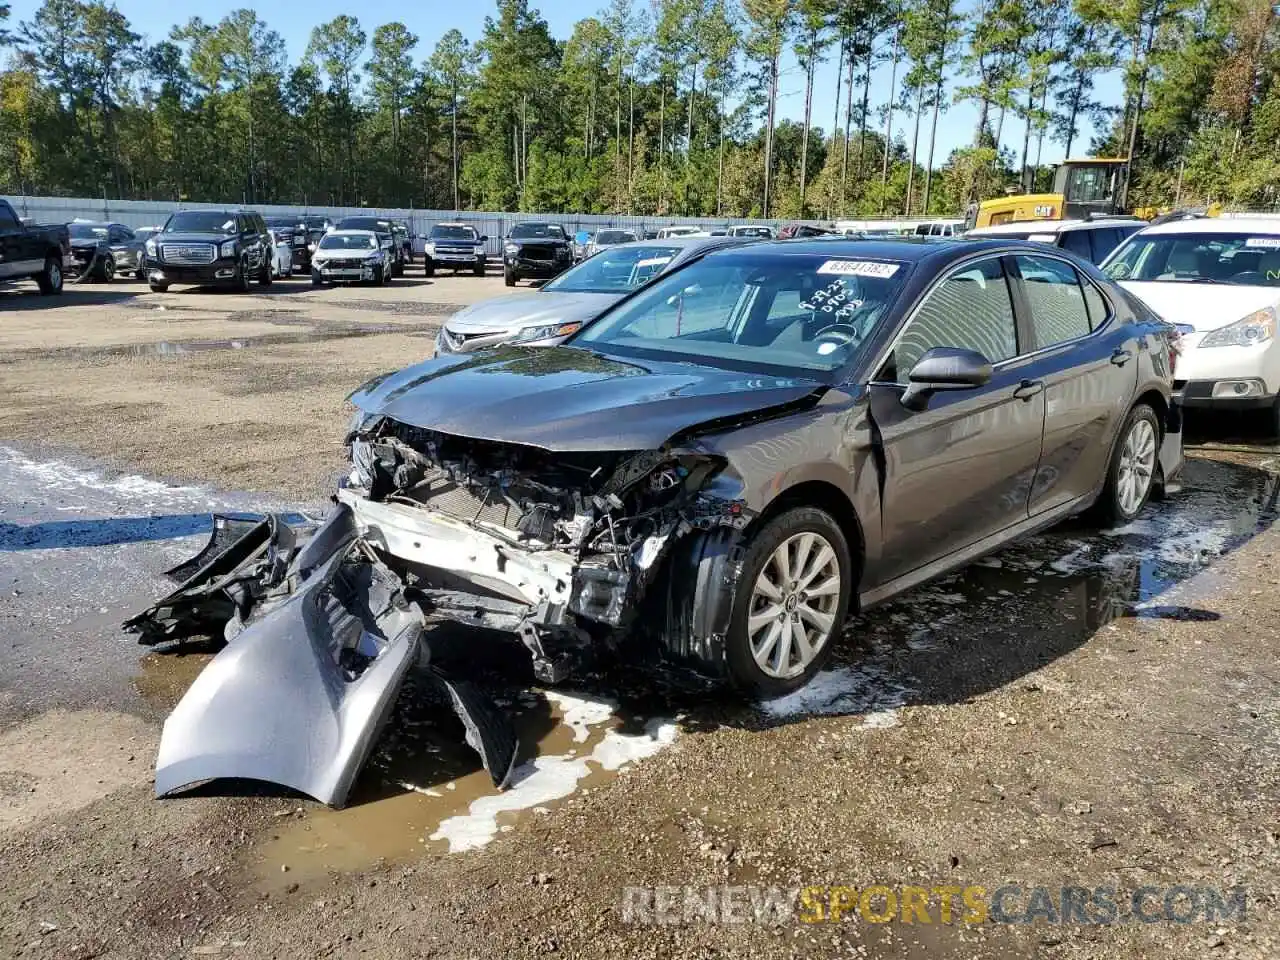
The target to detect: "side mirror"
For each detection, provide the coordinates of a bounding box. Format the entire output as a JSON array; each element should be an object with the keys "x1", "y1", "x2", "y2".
[
  {"x1": 480, "y1": 235, "x2": 488, "y2": 242},
  {"x1": 900, "y1": 347, "x2": 992, "y2": 411}
]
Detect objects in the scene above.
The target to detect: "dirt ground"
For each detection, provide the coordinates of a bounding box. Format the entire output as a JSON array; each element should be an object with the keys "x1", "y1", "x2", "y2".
[{"x1": 0, "y1": 272, "x2": 1277, "y2": 959}]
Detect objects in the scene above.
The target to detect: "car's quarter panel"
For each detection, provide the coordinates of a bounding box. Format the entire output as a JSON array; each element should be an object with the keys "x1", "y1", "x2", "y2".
[{"x1": 1009, "y1": 254, "x2": 1139, "y2": 515}]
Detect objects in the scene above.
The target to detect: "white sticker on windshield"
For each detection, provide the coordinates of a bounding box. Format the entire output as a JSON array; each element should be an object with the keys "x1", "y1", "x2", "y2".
[
  {"x1": 1245, "y1": 237, "x2": 1280, "y2": 248},
  {"x1": 635, "y1": 256, "x2": 674, "y2": 268},
  {"x1": 816, "y1": 259, "x2": 900, "y2": 278}
]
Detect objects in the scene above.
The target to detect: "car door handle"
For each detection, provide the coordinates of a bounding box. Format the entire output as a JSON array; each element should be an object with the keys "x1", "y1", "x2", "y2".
[
  {"x1": 1110, "y1": 348, "x2": 1133, "y2": 367},
  {"x1": 1012, "y1": 379, "x2": 1044, "y2": 401}
]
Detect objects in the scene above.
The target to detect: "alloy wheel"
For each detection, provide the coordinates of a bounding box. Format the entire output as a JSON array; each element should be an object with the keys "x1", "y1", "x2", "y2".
[
  {"x1": 1116, "y1": 418, "x2": 1157, "y2": 516},
  {"x1": 747, "y1": 532, "x2": 842, "y2": 679}
]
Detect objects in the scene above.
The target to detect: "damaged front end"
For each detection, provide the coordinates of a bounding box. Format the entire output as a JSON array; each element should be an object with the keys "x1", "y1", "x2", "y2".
[
  {"x1": 127, "y1": 418, "x2": 753, "y2": 807},
  {"x1": 341, "y1": 416, "x2": 753, "y2": 680}
]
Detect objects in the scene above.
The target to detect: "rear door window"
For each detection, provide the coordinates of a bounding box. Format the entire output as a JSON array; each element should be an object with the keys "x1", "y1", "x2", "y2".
[
  {"x1": 1015, "y1": 254, "x2": 1092, "y2": 347},
  {"x1": 1061, "y1": 230, "x2": 1092, "y2": 261}
]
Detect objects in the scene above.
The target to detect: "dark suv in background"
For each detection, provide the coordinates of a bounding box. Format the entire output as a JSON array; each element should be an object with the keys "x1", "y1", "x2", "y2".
[
  {"x1": 145, "y1": 210, "x2": 273, "y2": 292},
  {"x1": 502, "y1": 222, "x2": 573, "y2": 286},
  {"x1": 424, "y1": 222, "x2": 487, "y2": 277}
]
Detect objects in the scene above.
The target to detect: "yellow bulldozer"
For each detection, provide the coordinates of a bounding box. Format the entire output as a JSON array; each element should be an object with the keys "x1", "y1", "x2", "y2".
[{"x1": 967, "y1": 158, "x2": 1134, "y2": 229}]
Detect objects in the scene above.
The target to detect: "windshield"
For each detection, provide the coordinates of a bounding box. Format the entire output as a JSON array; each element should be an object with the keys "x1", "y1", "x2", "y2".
[
  {"x1": 510, "y1": 223, "x2": 565, "y2": 240},
  {"x1": 1104, "y1": 232, "x2": 1280, "y2": 286},
  {"x1": 265, "y1": 217, "x2": 299, "y2": 228},
  {"x1": 319, "y1": 234, "x2": 377, "y2": 251},
  {"x1": 165, "y1": 212, "x2": 237, "y2": 234},
  {"x1": 431, "y1": 225, "x2": 478, "y2": 241},
  {"x1": 595, "y1": 230, "x2": 636, "y2": 245},
  {"x1": 730, "y1": 227, "x2": 772, "y2": 238},
  {"x1": 68, "y1": 223, "x2": 107, "y2": 239},
  {"x1": 575, "y1": 251, "x2": 908, "y2": 375},
  {"x1": 338, "y1": 218, "x2": 388, "y2": 232},
  {"x1": 544, "y1": 245, "x2": 682, "y2": 294}
]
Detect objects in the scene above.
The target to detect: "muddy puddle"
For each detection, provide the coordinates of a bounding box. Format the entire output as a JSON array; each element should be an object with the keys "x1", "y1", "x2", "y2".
[
  {"x1": 252, "y1": 673, "x2": 679, "y2": 893},
  {"x1": 124, "y1": 455, "x2": 1279, "y2": 890},
  {"x1": 5, "y1": 322, "x2": 442, "y2": 361}
]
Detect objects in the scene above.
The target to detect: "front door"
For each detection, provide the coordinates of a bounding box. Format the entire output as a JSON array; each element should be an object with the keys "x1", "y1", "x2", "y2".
[
  {"x1": 1009, "y1": 253, "x2": 1138, "y2": 514},
  {"x1": 867, "y1": 255, "x2": 1047, "y2": 586}
]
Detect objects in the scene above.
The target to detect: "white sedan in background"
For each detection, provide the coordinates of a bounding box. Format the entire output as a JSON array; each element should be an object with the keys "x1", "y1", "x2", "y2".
[
  {"x1": 268, "y1": 229, "x2": 293, "y2": 279},
  {"x1": 1103, "y1": 216, "x2": 1280, "y2": 432}
]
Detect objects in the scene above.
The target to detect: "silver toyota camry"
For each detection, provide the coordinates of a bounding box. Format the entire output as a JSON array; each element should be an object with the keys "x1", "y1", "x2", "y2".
[{"x1": 434, "y1": 236, "x2": 749, "y2": 354}]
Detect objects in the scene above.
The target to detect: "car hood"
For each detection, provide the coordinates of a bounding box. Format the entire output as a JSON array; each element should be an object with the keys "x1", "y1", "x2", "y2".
[
  {"x1": 348, "y1": 346, "x2": 827, "y2": 451},
  {"x1": 1119, "y1": 281, "x2": 1280, "y2": 332},
  {"x1": 443, "y1": 291, "x2": 622, "y2": 337},
  {"x1": 155, "y1": 232, "x2": 235, "y2": 245}
]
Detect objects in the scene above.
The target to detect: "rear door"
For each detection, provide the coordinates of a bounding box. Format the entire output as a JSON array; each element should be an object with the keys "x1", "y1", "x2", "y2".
[
  {"x1": 1009, "y1": 253, "x2": 1139, "y2": 515},
  {"x1": 866, "y1": 254, "x2": 1047, "y2": 585}
]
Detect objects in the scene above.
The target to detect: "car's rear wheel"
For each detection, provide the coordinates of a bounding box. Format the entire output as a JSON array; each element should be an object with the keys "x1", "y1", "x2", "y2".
[
  {"x1": 36, "y1": 255, "x2": 63, "y2": 295},
  {"x1": 1093, "y1": 403, "x2": 1160, "y2": 525},
  {"x1": 724, "y1": 507, "x2": 852, "y2": 697}
]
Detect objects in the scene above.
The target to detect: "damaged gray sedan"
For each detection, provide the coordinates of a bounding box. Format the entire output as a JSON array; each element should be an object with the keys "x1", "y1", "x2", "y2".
[{"x1": 129, "y1": 238, "x2": 1184, "y2": 806}]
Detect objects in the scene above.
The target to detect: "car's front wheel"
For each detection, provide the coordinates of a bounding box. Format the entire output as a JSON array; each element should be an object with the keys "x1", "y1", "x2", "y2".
[
  {"x1": 424, "y1": 260, "x2": 435, "y2": 278},
  {"x1": 1093, "y1": 403, "x2": 1160, "y2": 525},
  {"x1": 724, "y1": 507, "x2": 853, "y2": 697},
  {"x1": 504, "y1": 266, "x2": 517, "y2": 287},
  {"x1": 97, "y1": 253, "x2": 115, "y2": 283}
]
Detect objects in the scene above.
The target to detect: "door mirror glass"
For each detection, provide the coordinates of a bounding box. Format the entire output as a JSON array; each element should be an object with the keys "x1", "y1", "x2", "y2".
[
  {"x1": 901, "y1": 347, "x2": 992, "y2": 410},
  {"x1": 480, "y1": 235, "x2": 488, "y2": 242}
]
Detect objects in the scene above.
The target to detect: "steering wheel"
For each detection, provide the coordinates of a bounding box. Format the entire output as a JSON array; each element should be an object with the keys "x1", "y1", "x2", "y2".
[{"x1": 813, "y1": 323, "x2": 860, "y2": 349}]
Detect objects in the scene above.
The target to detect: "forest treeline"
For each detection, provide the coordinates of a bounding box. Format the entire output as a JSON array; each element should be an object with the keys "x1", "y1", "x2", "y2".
[{"x1": 0, "y1": 0, "x2": 1277, "y2": 218}]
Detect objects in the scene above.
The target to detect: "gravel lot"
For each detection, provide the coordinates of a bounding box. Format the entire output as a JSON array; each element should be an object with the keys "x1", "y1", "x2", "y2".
[{"x1": 0, "y1": 270, "x2": 1277, "y2": 959}]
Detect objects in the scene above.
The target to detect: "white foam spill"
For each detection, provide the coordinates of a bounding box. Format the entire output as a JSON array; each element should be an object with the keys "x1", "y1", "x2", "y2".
[
  {"x1": 0, "y1": 446, "x2": 214, "y2": 507},
  {"x1": 759, "y1": 665, "x2": 914, "y2": 728},
  {"x1": 542, "y1": 691, "x2": 617, "y2": 743},
  {"x1": 430, "y1": 696, "x2": 678, "y2": 852}
]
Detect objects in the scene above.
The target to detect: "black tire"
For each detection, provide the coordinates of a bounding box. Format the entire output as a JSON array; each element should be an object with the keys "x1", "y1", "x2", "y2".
[
  {"x1": 311, "y1": 271, "x2": 324, "y2": 287},
  {"x1": 1264, "y1": 396, "x2": 1280, "y2": 439},
  {"x1": 135, "y1": 267, "x2": 147, "y2": 281},
  {"x1": 258, "y1": 258, "x2": 272, "y2": 286},
  {"x1": 504, "y1": 267, "x2": 517, "y2": 287},
  {"x1": 36, "y1": 255, "x2": 63, "y2": 295},
  {"x1": 722, "y1": 506, "x2": 853, "y2": 697},
  {"x1": 474, "y1": 262, "x2": 485, "y2": 277},
  {"x1": 424, "y1": 260, "x2": 435, "y2": 278},
  {"x1": 1092, "y1": 403, "x2": 1161, "y2": 526},
  {"x1": 149, "y1": 281, "x2": 169, "y2": 293},
  {"x1": 97, "y1": 254, "x2": 115, "y2": 283},
  {"x1": 234, "y1": 260, "x2": 251, "y2": 293}
]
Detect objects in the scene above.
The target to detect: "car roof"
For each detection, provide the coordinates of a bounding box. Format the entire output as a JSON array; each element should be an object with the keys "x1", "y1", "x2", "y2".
[
  {"x1": 325, "y1": 229, "x2": 378, "y2": 237},
  {"x1": 432, "y1": 221, "x2": 474, "y2": 228},
  {"x1": 1139, "y1": 215, "x2": 1280, "y2": 236},
  {"x1": 701, "y1": 236, "x2": 1059, "y2": 267}
]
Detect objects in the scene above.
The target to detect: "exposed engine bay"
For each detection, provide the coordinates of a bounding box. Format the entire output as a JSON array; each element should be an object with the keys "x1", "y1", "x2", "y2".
[{"x1": 126, "y1": 417, "x2": 754, "y2": 808}]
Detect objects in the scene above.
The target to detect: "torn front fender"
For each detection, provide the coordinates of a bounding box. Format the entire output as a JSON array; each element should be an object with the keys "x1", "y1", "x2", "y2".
[{"x1": 154, "y1": 507, "x2": 423, "y2": 808}]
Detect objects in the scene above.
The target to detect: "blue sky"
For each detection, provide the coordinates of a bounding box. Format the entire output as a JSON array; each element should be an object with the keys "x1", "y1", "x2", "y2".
[{"x1": 8, "y1": 0, "x2": 1121, "y2": 167}]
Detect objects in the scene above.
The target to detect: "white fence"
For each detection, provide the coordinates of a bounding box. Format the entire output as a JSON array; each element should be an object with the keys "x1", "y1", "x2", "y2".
[{"x1": 2, "y1": 194, "x2": 934, "y2": 256}]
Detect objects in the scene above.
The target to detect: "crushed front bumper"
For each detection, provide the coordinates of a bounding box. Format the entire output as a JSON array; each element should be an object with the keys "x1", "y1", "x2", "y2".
[{"x1": 127, "y1": 505, "x2": 519, "y2": 807}]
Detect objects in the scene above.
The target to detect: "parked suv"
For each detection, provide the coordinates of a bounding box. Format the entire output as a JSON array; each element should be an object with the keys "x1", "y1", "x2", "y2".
[
  {"x1": 145, "y1": 210, "x2": 274, "y2": 292},
  {"x1": 502, "y1": 222, "x2": 573, "y2": 286},
  {"x1": 424, "y1": 222, "x2": 487, "y2": 277},
  {"x1": 965, "y1": 217, "x2": 1146, "y2": 265}
]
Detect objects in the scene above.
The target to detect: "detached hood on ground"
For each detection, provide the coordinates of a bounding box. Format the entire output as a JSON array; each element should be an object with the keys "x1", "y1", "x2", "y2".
[
  {"x1": 1120, "y1": 280, "x2": 1280, "y2": 332},
  {"x1": 349, "y1": 346, "x2": 827, "y2": 451},
  {"x1": 444, "y1": 291, "x2": 622, "y2": 337}
]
